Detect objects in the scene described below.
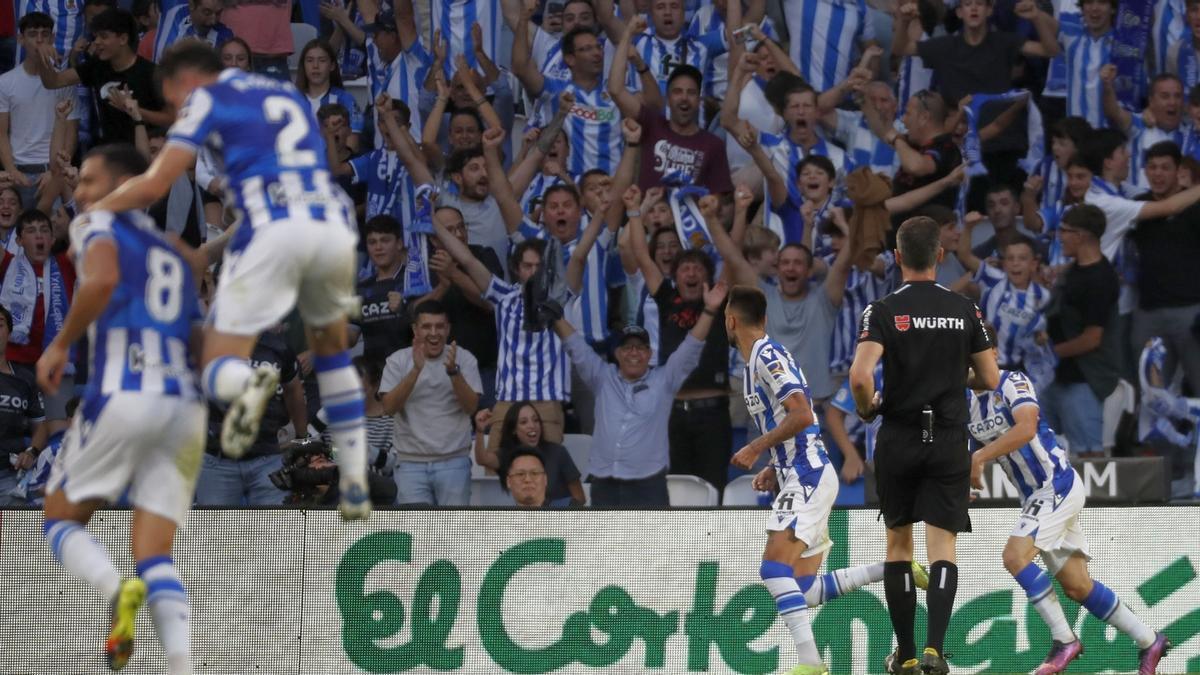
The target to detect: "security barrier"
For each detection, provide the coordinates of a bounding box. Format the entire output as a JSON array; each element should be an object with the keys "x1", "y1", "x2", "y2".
[{"x1": 1, "y1": 507, "x2": 1197, "y2": 674}]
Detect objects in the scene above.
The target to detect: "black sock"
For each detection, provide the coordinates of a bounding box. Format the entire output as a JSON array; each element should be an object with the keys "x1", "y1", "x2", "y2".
[
  {"x1": 883, "y1": 561, "x2": 917, "y2": 661},
  {"x1": 926, "y1": 561, "x2": 959, "y2": 655}
]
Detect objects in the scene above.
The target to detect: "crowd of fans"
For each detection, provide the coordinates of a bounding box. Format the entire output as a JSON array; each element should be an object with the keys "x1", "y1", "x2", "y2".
[{"x1": 0, "y1": 0, "x2": 1198, "y2": 509}]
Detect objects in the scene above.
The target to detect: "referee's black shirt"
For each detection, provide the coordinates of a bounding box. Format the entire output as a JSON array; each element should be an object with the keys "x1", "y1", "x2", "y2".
[{"x1": 860, "y1": 280, "x2": 991, "y2": 427}]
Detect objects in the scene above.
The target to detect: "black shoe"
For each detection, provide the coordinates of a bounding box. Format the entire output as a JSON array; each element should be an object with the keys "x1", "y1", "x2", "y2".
[
  {"x1": 883, "y1": 648, "x2": 921, "y2": 675},
  {"x1": 919, "y1": 647, "x2": 949, "y2": 675}
]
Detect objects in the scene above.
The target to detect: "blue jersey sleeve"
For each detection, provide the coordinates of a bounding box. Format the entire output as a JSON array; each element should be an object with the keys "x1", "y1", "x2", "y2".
[
  {"x1": 166, "y1": 87, "x2": 217, "y2": 153},
  {"x1": 755, "y1": 344, "x2": 805, "y2": 402},
  {"x1": 1001, "y1": 371, "x2": 1039, "y2": 411},
  {"x1": 348, "y1": 153, "x2": 372, "y2": 186},
  {"x1": 68, "y1": 211, "x2": 115, "y2": 257}
]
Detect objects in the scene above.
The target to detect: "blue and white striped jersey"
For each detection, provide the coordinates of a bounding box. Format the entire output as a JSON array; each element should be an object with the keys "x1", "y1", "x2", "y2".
[
  {"x1": 627, "y1": 270, "x2": 661, "y2": 366},
  {"x1": 974, "y1": 264, "x2": 1051, "y2": 369},
  {"x1": 153, "y1": 1, "x2": 235, "y2": 62},
  {"x1": 305, "y1": 87, "x2": 364, "y2": 134},
  {"x1": 520, "y1": 172, "x2": 567, "y2": 216},
  {"x1": 1154, "y1": 0, "x2": 1186, "y2": 75},
  {"x1": 784, "y1": 0, "x2": 874, "y2": 92},
  {"x1": 1038, "y1": 157, "x2": 1067, "y2": 213},
  {"x1": 1125, "y1": 113, "x2": 1189, "y2": 195},
  {"x1": 349, "y1": 148, "x2": 416, "y2": 228},
  {"x1": 967, "y1": 370, "x2": 1075, "y2": 500},
  {"x1": 69, "y1": 210, "x2": 201, "y2": 401},
  {"x1": 828, "y1": 361, "x2": 881, "y2": 461},
  {"x1": 366, "y1": 36, "x2": 433, "y2": 140},
  {"x1": 830, "y1": 254, "x2": 894, "y2": 374},
  {"x1": 16, "y1": 0, "x2": 83, "y2": 60},
  {"x1": 631, "y1": 31, "x2": 712, "y2": 96},
  {"x1": 896, "y1": 31, "x2": 933, "y2": 110},
  {"x1": 485, "y1": 276, "x2": 571, "y2": 402},
  {"x1": 429, "y1": 0, "x2": 504, "y2": 73},
  {"x1": 760, "y1": 131, "x2": 845, "y2": 236},
  {"x1": 166, "y1": 70, "x2": 354, "y2": 254},
  {"x1": 1043, "y1": 0, "x2": 1081, "y2": 97},
  {"x1": 743, "y1": 335, "x2": 829, "y2": 474},
  {"x1": 1062, "y1": 29, "x2": 1113, "y2": 129},
  {"x1": 540, "y1": 78, "x2": 623, "y2": 176},
  {"x1": 513, "y1": 218, "x2": 613, "y2": 344},
  {"x1": 686, "y1": 8, "x2": 778, "y2": 99},
  {"x1": 833, "y1": 109, "x2": 899, "y2": 178}
]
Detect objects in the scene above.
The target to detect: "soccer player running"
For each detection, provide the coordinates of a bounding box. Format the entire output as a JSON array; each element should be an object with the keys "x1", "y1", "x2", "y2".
[
  {"x1": 849, "y1": 216, "x2": 999, "y2": 675},
  {"x1": 727, "y1": 285, "x2": 927, "y2": 675},
  {"x1": 84, "y1": 40, "x2": 373, "y2": 520},
  {"x1": 37, "y1": 144, "x2": 206, "y2": 674},
  {"x1": 968, "y1": 343, "x2": 1171, "y2": 674}
]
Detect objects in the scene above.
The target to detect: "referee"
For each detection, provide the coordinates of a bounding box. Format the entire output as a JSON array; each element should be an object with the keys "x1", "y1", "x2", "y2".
[{"x1": 849, "y1": 216, "x2": 998, "y2": 675}]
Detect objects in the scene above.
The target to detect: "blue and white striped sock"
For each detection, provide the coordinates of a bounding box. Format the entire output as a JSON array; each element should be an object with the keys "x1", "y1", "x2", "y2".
[
  {"x1": 43, "y1": 519, "x2": 121, "y2": 600},
  {"x1": 761, "y1": 560, "x2": 821, "y2": 665},
  {"x1": 201, "y1": 355, "x2": 253, "y2": 404},
  {"x1": 797, "y1": 563, "x2": 885, "y2": 607},
  {"x1": 1014, "y1": 562, "x2": 1075, "y2": 643},
  {"x1": 1083, "y1": 581, "x2": 1156, "y2": 648},
  {"x1": 137, "y1": 556, "x2": 193, "y2": 674},
  {"x1": 315, "y1": 351, "x2": 367, "y2": 483}
]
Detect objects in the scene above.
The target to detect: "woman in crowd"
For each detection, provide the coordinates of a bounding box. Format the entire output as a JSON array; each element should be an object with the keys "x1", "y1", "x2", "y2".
[
  {"x1": 474, "y1": 403, "x2": 586, "y2": 506},
  {"x1": 295, "y1": 39, "x2": 363, "y2": 152}
]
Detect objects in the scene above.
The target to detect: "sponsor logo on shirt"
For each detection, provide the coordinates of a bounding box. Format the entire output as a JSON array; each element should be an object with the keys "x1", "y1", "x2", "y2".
[
  {"x1": 652, "y1": 141, "x2": 704, "y2": 180},
  {"x1": 894, "y1": 314, "x2": 910, "y2": 332},
  {"x1": 899, "y1": 316, "x2": 966, "y2": 330},
  {"x1": 569, "y1": 103, "x2": 616, "y2": 123},
  {"x1": 968, "y1": 413, "x2": 1008, "y2": 438}
]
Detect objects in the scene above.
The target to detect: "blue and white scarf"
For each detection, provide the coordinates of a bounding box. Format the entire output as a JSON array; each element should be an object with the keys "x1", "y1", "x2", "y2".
[
  {"x1": 402, "y1": 184, "x2": 435, "y2": 298},
  {"x1": 963, "y1": 90, "x2": 1032, "y2": 177},
  {"x1": 0, "y1": 251, "x2": 67, "y2": 348},
  {"x1": 664, "y1": 171, "x2": 716, "y2": 264},
  {"x1": 1112, "y1": 0, "x2": 1154, "y2": 108}
]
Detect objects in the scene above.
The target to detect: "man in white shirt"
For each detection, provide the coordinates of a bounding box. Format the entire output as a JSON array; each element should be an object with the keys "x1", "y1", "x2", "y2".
[
  {"x1": 0, "y1": 12, "x2": 80, "y2": 211},
  {"x1": 380, "y1": 300, "x2": 483, "y2": 506}
]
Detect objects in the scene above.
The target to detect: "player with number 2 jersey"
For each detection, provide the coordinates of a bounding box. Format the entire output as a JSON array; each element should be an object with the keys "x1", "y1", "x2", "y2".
[{"x1": 85, "y1": 40, "x2": 373, "y2": 521}]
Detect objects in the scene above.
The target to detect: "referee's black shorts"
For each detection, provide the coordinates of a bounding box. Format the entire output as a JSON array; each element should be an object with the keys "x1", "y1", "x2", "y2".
[{"x1": 874, "y1": 422, "x2": 972, "y2": 533}]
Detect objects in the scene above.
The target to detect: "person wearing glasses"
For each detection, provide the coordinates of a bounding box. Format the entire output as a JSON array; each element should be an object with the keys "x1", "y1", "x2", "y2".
[{"x1": 500, "y1": 446, "x2": 553, "y2": 508}]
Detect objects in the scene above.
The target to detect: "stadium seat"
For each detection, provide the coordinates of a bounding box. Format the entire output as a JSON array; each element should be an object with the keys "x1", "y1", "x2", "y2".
[
  {"x1": 470, "y1": 476, "x2": 512, "y2": 506},
  {"x1": 562, "y1": 433, "x2": 591, "y2": 479},
  {"x1": 722, "y1": 474, "x2": 768, "y2": 506},
  {"x1": 667, "y1": 474, "x2": 719, "y2": 506},
  {"x1": 288, "y1": 23, "x2": 319, "y2": 71}
]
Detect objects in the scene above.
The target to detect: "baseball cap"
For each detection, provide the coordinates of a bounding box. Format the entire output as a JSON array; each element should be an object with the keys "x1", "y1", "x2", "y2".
[
  {"x1": 364, "y1": 11, "x2": 398, "y2": 33},
  {"x1": 615, "y1": 325, "x2": 651, "y2": 348}
]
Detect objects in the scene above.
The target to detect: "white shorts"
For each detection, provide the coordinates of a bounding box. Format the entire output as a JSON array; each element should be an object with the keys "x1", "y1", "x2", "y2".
[
  {"x1": 47, "y1": 393, "x2": 207, "y2": 527},
  {"x1": 211, "y1": 218, "x2": 359, "y2": 336},
  {"x1": 767, "y1": 464, "x2": 838, "y2": 558},
  {"x1": 1011, "y1": 469, "x2": 1090, "y2": 573}
]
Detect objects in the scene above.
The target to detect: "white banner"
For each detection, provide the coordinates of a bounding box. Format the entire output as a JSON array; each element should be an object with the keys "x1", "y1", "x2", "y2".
[{"x1": 1, "y1": 508, "x2": 1197, "y2": 674}]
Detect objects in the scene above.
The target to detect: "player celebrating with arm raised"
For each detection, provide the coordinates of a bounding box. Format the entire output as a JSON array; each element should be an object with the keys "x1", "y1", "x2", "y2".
[
  {"x1": 37, "y1": 144, "x2": 206, "y2": 675},
  {"x1": 968, "y1": 339, "x2": 1171, "y2": 675},
  {"x1": 82, "y1": 40, "x2": 373, "y2": 520},
  {"x1": 726, "y1": 285, "x2": 928, "y2": 675}
]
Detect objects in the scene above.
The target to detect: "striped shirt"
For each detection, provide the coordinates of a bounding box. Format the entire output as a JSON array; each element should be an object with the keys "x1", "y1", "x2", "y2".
[
  {"x1": 1124, "y1": 113, "x2": 1189, "y2": 195},
  {"x1": 1043, "y1": 0, "x2": 1081, "y2": 97},
  {"x1": 686, "y1": 8, "x2": 778, "y2": 99},
  {"x1": 540, "y1": 77, "x2": 623, "y2": 176},
  {"x1": 305, "y1": 87, "x2": 364, "y2": 134},
  {"x1": 1038, "y1": 157, "x2": 1067, "y2": 213},
  {"x1": 367, "y1": 36, "x2": 433, "y2": 141},
  {"x1": 1062, "y1": 28, "x2": 1113, "y2": 128},
  {"x1": 430, "y1": 0, "x2": 504, "y2": 75},
  {"x1": 784, "y1": 0, "x2": 874, "y2": 92},
  {"x1": 513, "y1": 218, "x2": 613, "y2": 344},
  {"x1": 153, "y1": 2, "x2": 235, "y2": 62},
  {"x1": 627, "y1": 270, "x2": 661, "y2": 367},
  {"x1": 16, "y1": 0, "x2": 82, "y2": 59},
  {"x1": 349, "y1": 148, "x2": 416, "y2": 228},
  {"x1": 743, "y1": 335, "x2": 829, "y2": 473},
  {"x1": 967, "y1": 370, "x2": 1075, "y2": 500},
  {"x1": 830, "y1": 254, "x2": 894, "y2": 374},
  {"x1": 1153, "y1": 0, "x2": 1186, "y2": 76},
  {"x1": 832, "y1": 109, "x2": 899, "y2": 178},
  {"x1": 631, "y1": 30, "x2": 712, "y2": 96},
  {"x1": 760, "y1": 131, "x2": 846, "y2": 237},
  {"x1": 975, "y1": 264, "x2": 1052, "y2": 369},
  {"x1": 896, "y1": 31, "x2": 934, "y2": 110},
  {"x1": 70, "y1": 210, "x2": 201, "y2": 401},
  {"x1": 520, "y1": 172, "x2": 567, "y2": 216},
  {"x1": 1165, "y1": 34, "x2": 1200, "y2": 92},
  {"x1": 485, "y1": 276, "x2": 571, "y2": 402}
]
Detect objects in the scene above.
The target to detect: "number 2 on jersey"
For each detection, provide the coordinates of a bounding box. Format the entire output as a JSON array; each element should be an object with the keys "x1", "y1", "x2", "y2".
[
  {"x1": 263, "y1": 96, "x2": 317, "y2": 168},
  {"x1": 146, "y1": 247, "x2": 184, "y2": 322}
]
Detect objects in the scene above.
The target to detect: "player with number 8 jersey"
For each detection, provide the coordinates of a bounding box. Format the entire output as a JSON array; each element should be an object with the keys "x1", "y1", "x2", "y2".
[{"x1": 85, "y1": 40, "x2": 373, "y2": 521}]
